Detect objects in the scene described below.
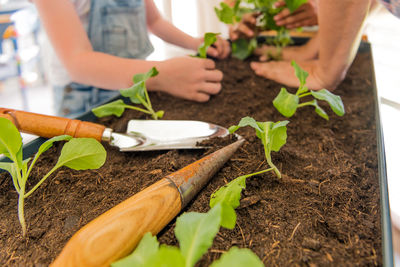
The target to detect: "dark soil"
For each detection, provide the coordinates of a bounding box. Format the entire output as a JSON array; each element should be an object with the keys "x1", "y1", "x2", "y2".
[{"x1": 0, "y1": 49, "x2": 381, "y2": 266}]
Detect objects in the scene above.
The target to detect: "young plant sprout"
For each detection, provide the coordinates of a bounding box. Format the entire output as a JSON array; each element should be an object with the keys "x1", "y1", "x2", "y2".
[
  {"x1": 112, "y1": 204, "x2": 263, "y2": 267},
  {"x1": 92, "y1": 67, "x2": 164, "y2": 120},
  {"x1": 195, "y1": 32, "x2": 220, "y2": 58},
  {"x1": 209, "y1": 117, "x2": 289, "y2": 229},
  {"x1": 214, "y1": 0, "x2": 307, "y2": 60},
  {"x1": 228, "y1": 116, "x2": 289, "y2": 179},
  {"x1": 273, "y1": 61, "x2": 345, "y2": 120},
  {"x1": 0, "y1": 118, "x2": 106, "y2": 236}
]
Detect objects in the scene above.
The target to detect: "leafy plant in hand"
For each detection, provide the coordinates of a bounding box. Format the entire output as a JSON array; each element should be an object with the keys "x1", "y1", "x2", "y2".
[
  {"x1": 0, "y1": 118, "x2": 106, "y2": 236},
  {"x1": 92, "y1": 67, "x2": 164, "y2": 120},
  {"x1": 112, "y1": 203, "x2": 263, "y2": 267},
  {"x1": 214, "y1": 0, "x2": 308, "y2": 60},
  {"x1": 195, "y1": 32, "x2": 220, "y2": 58},
  {"x1": 273, "y1": 61, "x2": 345, "y2": 120}
]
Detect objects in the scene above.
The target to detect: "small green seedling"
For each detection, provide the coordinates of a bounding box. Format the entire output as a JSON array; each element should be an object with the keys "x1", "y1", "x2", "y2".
[
  {"x1": 229, "y1": 116, "x2": 289, "y2": 179},
  {"x1": 112, "y1": 204, "x2": 263, "y2": 267},
  {"x1": 195, "y1": 32, "x2": 219, "y2": 58},
  {"x1": 214, "y1": 0, "x2": 307, "y2": 60},
  {"x1": 92, "y1": 67, "x2": 164, "y2": 120},
  {"x1": 0, "y1": 118, "x2": 106, "y2": 236},
  {"x1": 210, "y1": 169, "x2": 272, "y2": 229},
  {"x1": 273, "y1": 61, "x2": 345, "y2": 120}
]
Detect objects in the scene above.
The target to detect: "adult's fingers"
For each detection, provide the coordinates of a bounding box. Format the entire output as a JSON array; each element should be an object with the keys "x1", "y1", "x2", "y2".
[
  {"x1": 207, "y1": 46, "x2": 219, "y2": 58},
  {"x1": 274, "y1": 8, "x2": 291, "y2": 21}
]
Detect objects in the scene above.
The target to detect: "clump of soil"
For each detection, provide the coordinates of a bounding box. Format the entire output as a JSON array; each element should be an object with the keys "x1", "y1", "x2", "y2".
[{"x1": 0, "y1": 50, "x2": 381, "y2": 266}]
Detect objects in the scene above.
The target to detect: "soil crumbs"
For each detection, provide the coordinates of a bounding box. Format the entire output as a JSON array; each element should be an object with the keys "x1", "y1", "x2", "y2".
[{"x1": 0, "y1": 51, "x2": 381, "y2": 266}]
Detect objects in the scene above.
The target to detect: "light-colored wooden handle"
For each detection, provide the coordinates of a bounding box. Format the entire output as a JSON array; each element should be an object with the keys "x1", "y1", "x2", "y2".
[
  {"x1": 51, "y1": 178, "x2": 182, "y2": 267},
  {"x1": 0, "y1": 108, "x2": 105, "y2": 141}
]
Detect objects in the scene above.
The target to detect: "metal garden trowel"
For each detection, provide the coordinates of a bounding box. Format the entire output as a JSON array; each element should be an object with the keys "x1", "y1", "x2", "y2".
[{"x1": 0, "y1": 108, "x2": 230, "y2": 151}]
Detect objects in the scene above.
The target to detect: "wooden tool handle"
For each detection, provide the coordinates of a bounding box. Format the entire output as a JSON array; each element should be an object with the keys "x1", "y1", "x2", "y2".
[
  {"x1": 51, "y1": 178, "x2": 182, "y2": 267},
  {"x1": 0, "y1": 108, "x2": 105, "y2": 141}
]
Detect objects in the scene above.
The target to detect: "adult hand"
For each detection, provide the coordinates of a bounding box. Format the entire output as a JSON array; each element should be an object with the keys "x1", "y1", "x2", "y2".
[
  {"x1": 250, "y1": 60, "x2": 336, "y2": 91},
  {"x1": 206, "y1": 36, "x2": 231, "y2": 59},
  {"x1": 150, "y1": 56, "x2": 223, "y2": 102},
  {"x1": 229, "y1": 12, "x2": 259, "y2": 41},
  {"x1": 254, "y1": 34, "x2": 319, "y2": 61},
  {"x1": 274, "y1": 0, "x2": 318, "y2": 29}
]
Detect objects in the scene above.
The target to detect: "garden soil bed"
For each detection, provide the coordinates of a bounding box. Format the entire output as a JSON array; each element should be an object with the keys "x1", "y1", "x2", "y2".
[{"x1": 0, "y1": 50, "x2": 381, "y2": 266}]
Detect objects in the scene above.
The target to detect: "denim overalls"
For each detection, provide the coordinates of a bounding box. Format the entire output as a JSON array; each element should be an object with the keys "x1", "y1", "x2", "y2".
[{"x1": 55, "y1": 0, "x2": 154, "y2": 118}]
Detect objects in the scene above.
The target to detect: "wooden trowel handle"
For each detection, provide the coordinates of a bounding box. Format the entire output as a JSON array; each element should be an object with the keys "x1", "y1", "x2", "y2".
[
  {"x1": 51, "y1": 178, "x2": 182, "y2": 267},
  {"x1": 0, "y1": 108, "x2": 105, "y2": 141}
]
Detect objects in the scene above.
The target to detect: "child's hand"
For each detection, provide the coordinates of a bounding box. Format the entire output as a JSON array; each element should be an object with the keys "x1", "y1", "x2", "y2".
[
  {"x1": 149, "y1": 56, "x2": 223, "y2": 102},
  {"x1": 207, "y1": 36, "x2": 231, "y2": 59}
]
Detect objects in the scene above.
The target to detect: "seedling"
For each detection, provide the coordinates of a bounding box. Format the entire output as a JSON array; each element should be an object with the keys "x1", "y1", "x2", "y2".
[
  {"x1": 210, "y1": 169, "x2": 272, "y2": 229},
  {"x1": 195, "y1": 32, "x2": 219, "y2": 58},
  {"x1": 0, "y1": 118, "x2": 106, "y2": 236},
  {"x1": 214, "y1": 0, "x2": 307, "y2": 60},
  {"x1": 273, "y1": 61, "x2": 345, "y2": 120},
  {"x1": 229, "y1": 116, "x2": 289, "y2": 179},
  {"x1": 112, "y1": 204, "x2": 263, "y2": 267},
  {"x1": 92, "y1": 67, "x2": 164, "y2": 120}
]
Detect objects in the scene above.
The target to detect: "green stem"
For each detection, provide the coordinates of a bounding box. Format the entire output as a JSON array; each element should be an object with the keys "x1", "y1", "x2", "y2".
[
  {"x1": 298, "y1": 100, "x2": 315, "y2": 108},
  {"x1": 144, "y1": 88, "x2": 152, "y2": 109},
  {"x1": 244, "y1": 168, "x2": 274, "y2": 179},
  {"x1": 263, "y1": 122, "x2": 281, "y2": 179},
  {"x1": 18, "y1": 180, "x2": 26, "y2": 236},
  {"x1": 124, "y1": 104, "x2": 152, "y2": 115},
  {"x1": 136, "y1": 94, "x2": 158, "y2": 120},
  {"x1": 24, "y1": 165, "x2": 59, "y2": 198},
  {"x1": 298, "y1": 92, "x2": 312, "y2": 98}
]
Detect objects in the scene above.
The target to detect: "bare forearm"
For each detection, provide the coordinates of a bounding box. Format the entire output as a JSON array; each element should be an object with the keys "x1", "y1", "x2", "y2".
[
  {"x1": 64, "y1": 52, "x2": 162, "y2": 90},
  {"x1": 316, "y1": 0, "x2": 371, "y2": 88}
]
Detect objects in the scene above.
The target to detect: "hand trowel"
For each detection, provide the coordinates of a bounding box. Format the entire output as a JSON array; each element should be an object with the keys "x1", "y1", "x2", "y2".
[{"x1": 0, "y1": 108, "x2": 229, "y2": 151}]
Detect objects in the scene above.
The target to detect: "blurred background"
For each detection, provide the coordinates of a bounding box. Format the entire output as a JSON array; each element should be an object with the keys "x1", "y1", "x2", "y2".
[{"x1": 1, "y1": 0, "x2": 400, "y2": 264}]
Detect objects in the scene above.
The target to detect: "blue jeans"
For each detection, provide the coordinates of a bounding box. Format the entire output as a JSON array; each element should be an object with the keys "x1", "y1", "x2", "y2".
[
  {"x1": 55, "y1": 0, "x2": 154, "y2": 117},
  {"x1": 54, "y1": 84, "x2": 119, "y2": 118}
]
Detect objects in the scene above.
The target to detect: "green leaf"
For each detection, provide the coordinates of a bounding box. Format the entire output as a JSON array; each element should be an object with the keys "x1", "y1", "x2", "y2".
[
  {"x1": 210, "y1": 175, "x2": 247, "y2": 229},
  {"x1": 310, "y1": 89, "x2": 345, "y2": 116},
  {"x1": 0, "y1": 161, "x2": 17, "y2": 177},
  {"x1": 175, "y1": 204, "x2": 222, "y2": 267},
  {"x1": 308, "y1": 100, "x2": 329, "y2": 120},
  {"x1": 291, "y1": 61, "x2": 308, "y2": 89},
  {"x1": 37, "y1": 135, "x2": 72, "y2": 156},
  {"x1": 146, "y1": 245, "x2": 185, "y2": 267},
  {"x1": 215, "y1": 2, "x2": 236, "y2": 24},
  {"x1": 120, "y1": 82, "x2": 146, "y2": 105},
  {"x1": 112, "y1": 232, "x2": 159, "y2": 267},
  {"x1": 210, "y1": 247, "x2": 264, "y2": 267},
  {"x1": 0, "y1": 118, "x2": 22, "y2": 160},
  {"x1": 269, "y1": 121, "x2": 289, "y2": 152},
  {"x1": 133, "y1": 67, "x2": 159, "y2": 84},
  {"x1": 273, "y1": 88, "x2": 299, "y2": 117},
  {"x1": 285, "y1": 0, "x2": 308, "y2": 13},
  {"x1": 232, "y1": 38, "x2": 257, "y2": 60},
  {"x1": 92, "y1": 100, "x2": 128, "y2": 118},
  {"x1": 228, "y1": 116, "x2": 263, "y2": 134},
  {"x1": 198, "y1": 33, "x2": 219, "y2": 58},
  {"x1": 55, "y1": 138, "x2": 106, "y2": 170},
  {"x1": 121, "y1": 67, "x2": 159, "y2": 104}
]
